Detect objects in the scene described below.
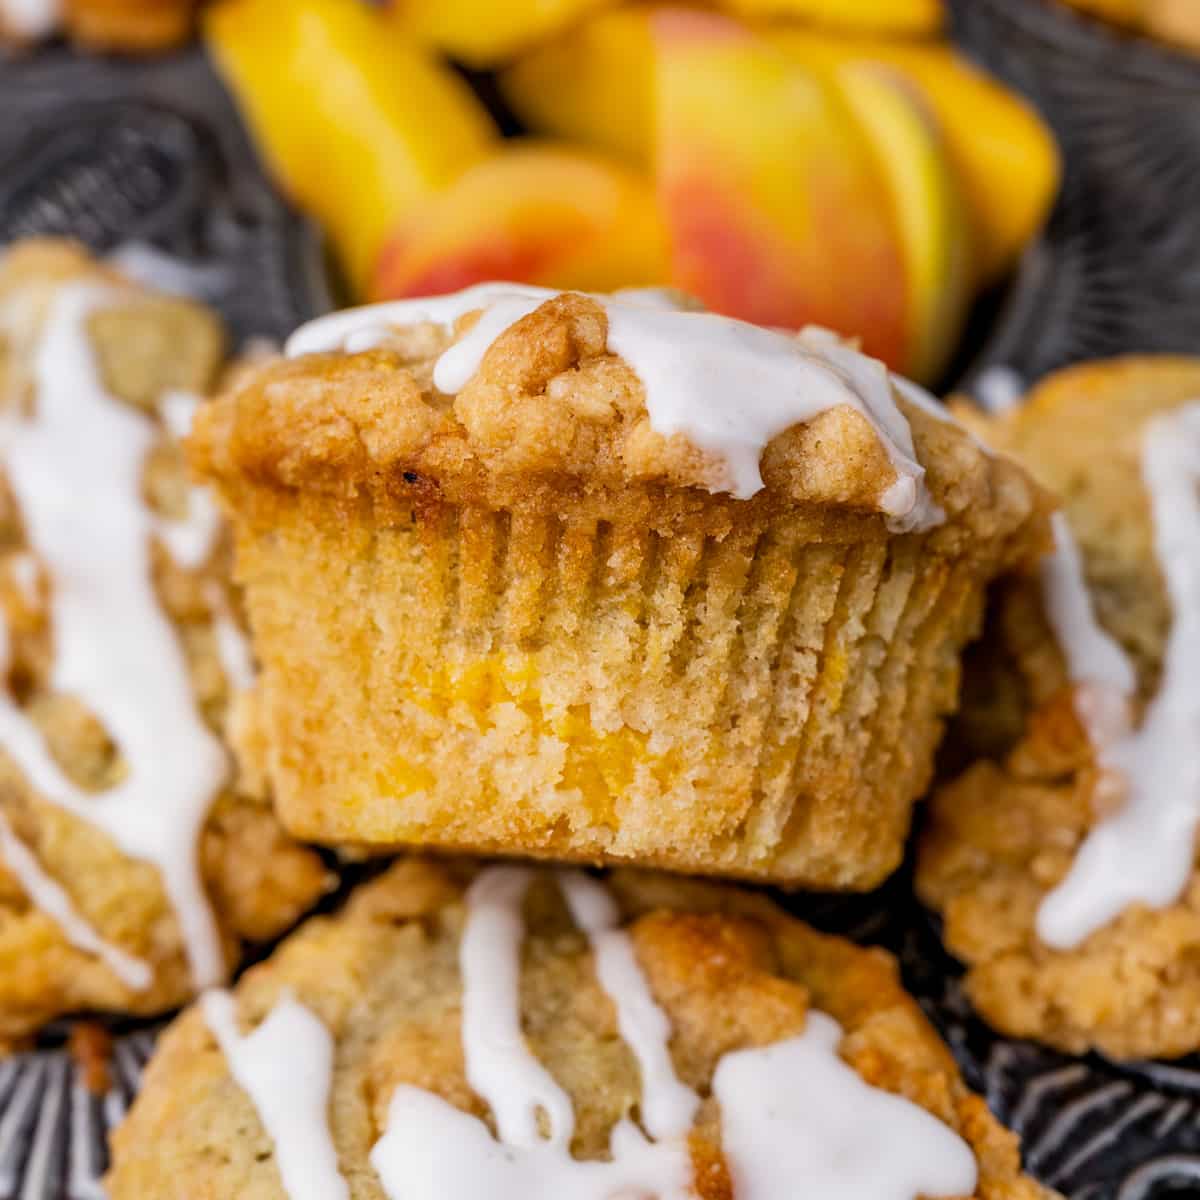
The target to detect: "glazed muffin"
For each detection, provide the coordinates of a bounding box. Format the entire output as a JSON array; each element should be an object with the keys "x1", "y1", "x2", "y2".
[
  {"x1": 1057, "y1": 0, "x2": 1200, "y2": 52},
  {"x1": 194, "y1": 285, "x2": 1047, "y2": 889},
  {"x1": 0, "y1": 240, "x2": 330, "y2": 1049},
  {"x1": 918, "y1": 357, "x2": 1200, "y2": 1059},
  {"x1": 107, "y1": 856, "x2": 1054, "y2": 1199},
  {"x1": 0, "y1": 0, "x2": 198, "y2": 50}
]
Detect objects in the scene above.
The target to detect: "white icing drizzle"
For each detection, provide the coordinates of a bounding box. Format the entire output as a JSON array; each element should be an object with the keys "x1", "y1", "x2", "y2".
[
  {"x1": 202, "y1": 990, "x2": 349, "y2": 1200},
  {"x1": 1040, "y1": 511, "x2": 1138, "y2": 749},
  {"x1": 158, "y1": 388, "x2": 203, "y2": 441},
  {"x1": 371, "y1": 1089, "x2": 693, "y2": 1200},
  {"x1": 153, "y1": 487, "x2": 222, "y2": 570},
  {"x1": 371, "y1": 864, "x2": 976, "y2": 1200},
  {"x1": 161, "y1": 393, "x2": 254, "y2": 692},
  {"x1": 0, "y1": 283, "x2": 229, "y2": 987},
  {"x1": 197, "y1": 864, "x2": 978, "y2": 1200},
  {"x1": 0, "y1": 0, "x2": 60, "y2": 37},
  {"x1": 459, "y1": 865, "x2": 576, "y2": 1146},
  {"x1": 713, "y1": 1012, "x2": 977, "y2": 1200},
  {"x1": 371, "y1": 863, "x2": 694, "y2": 1200},
  {"x1": 1038, "y1": 404, "x2": 1200, "y2": 948},
  {"x1": 286, "y1": 286, "x2": 942, "y2": 532},
  {"x1": 153, "y1": 389, "x2": 223, "y2": 570},
  {"x1": 557, "y1": 869, "x2": 700, "y2": 1140},
  {"x1": 206, "y1": 582, "x2": 257, "y2": 694},
  {"x1": 7, "y1": 552, "x2": 40, "y2": 606},
  {"x1": 0, "y1": 806, "x2": 151, "y2": 990},
  {"x1": 108, "y1": 243, "x2": 232, "y2": 301},
  {"x1": 973, "y1": 365, "x2": 1025, "y2": 415}
]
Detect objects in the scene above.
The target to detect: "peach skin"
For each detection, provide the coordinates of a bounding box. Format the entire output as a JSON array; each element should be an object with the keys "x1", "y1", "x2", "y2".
[
  {"x1": 839, "y1": 63, "x2": 972, "y2": 383},
  {"x1": 504, "y1": 9, "x2": 1058, "y2": 290},
  {"x1": 369, "y1": 142, "x2": 667, "y2": 300},
  {"x1": 654, "y1": 9, "x2": 909, "y2": 370},
  {"x1": 770, "y1": 28, "x2": 1060, "y2": 284}
]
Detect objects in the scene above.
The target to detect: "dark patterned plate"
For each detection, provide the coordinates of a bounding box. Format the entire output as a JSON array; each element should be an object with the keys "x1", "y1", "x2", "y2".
[
  {"x1": 0, "y1": 44, "x2": 332, "y2": 342},
  {"x1": 3, "y1": 17, "x2": 1200, "y2": 1199}
]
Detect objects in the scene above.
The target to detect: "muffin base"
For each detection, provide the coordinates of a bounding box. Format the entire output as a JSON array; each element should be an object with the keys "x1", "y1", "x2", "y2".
[{"x1": 236, "y1": 485, "x2": 988, "y2": 889}]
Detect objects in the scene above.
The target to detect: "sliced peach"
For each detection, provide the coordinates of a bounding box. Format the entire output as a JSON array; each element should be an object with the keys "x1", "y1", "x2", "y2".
[
  {"x1": 838, "y1": 64, "x2": 971, "y2": 383},
  {"x1": 654, "y1": 9, "x2": 908, "y2": 368},
  {"x1": 770, "y1": 28, "x2": 1060, "y2": 283},
  {"x1": 387, "y1": 0, "x2": 621, "y2": 67},
  {"x1": 205, "y1": 0, "x2": 496, "y2": 290},
  {"x1": 499, "y1": 6, "x2": 655, "y2": 166},
  {"x1": 369, "y1": 143, "x2": 666, "y2": 300},
  {"x1": 503, "y1": 9, "x2": 1058, "y2": 288}
]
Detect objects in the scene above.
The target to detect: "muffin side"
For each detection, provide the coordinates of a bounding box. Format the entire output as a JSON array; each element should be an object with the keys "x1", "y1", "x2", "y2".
[
  {"x1": 0, "y1": 239, "x2": 330, "y2": 1048},
  {"x1": 196, "y1": 289, "x2": 1049, "y2": 887},
  {"x1": 918, "y1": 357, "x2": 1200, "y2": 1058}
]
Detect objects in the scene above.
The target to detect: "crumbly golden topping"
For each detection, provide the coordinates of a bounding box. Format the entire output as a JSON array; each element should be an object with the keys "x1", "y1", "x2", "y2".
[
  {"x1": 108, "y1": 859, "x2": 1054, "y2": 1200},
  {"x1": 194, "y1": 292, "x2": 1048, "y2": 558}
]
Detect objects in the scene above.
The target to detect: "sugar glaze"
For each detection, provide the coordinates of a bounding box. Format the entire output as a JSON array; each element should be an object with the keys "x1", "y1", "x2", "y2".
[
  {"x1": 1039, "y1": 404, "x2": 1200, "y2": 947},
  {"x1": 0, "y1": 283, "x2": 230, "y2": 987},
  {"x1": 286, "y1": 285, "x2": 944, "y2": 532},
  {"x1": 213, "y1": 866, "x2": 977, "y2": 1200}
]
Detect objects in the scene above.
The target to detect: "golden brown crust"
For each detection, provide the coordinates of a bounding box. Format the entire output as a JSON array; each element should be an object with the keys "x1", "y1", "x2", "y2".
[
  {"x1": 192, "y1": 290, "x2": 1050, "y2": 889},
  {"x1": 920, "y1": 357, "x2": 1200, "y2": 1058},
  {"x1": 107, "y1": 858, "x2": 1054, "y2": 1200},
  {"x1": 0, "y1": 240, "x2": 330, "y2": 1049}
]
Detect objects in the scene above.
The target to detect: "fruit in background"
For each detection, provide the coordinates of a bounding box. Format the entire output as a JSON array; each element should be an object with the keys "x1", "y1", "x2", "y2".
[
  {"x1": 500, "y1": 6, "x2": 655, "y2": 166},
  {"x1": 839, "y1": 64, "x2": 970, "y2": 383},
  {"x1": 718, "y1": 0, "x2": 944, "y2": 35},
  {"x1": 386, "y1": 0, "x2": 621, "y2": 68},
  {"x1": 654, "y1": 10, "x2": 913, "y2": 370},
  {"x1": 503, "y1": 9, "x2": 1059, "y2": 289},
  {"x1": 369, "y1": 143, "x2": 667, "y2": 300},
  {"x1": 769, "y1": 29, "x2": 1059, "y2": 283},
  {"x1": 205, "y1": 0, "x2": 496, "y2": 290}
]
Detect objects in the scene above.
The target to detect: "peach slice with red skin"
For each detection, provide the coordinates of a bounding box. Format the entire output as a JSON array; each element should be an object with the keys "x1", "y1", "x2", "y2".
[
  {"x1": 654, "y1": 9, "x2": 909, "y2": 369},
  {"x1": 502, "y1": 9, "x2": 1059, "y2": 288},
  {"x1": 369, "y1": 143, "x2": 667, "y2": 301}
]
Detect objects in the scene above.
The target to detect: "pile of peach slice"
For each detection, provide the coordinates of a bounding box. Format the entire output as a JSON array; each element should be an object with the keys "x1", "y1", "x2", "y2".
[{"x1": 206, "y1": 0, "x2": 1059, "y2": 385}]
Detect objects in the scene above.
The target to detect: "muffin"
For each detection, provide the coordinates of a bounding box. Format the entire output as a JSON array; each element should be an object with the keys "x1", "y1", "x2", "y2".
[
  {"x1": 1057, "y1": 0, "x2": 1200, "y2": 52},
  {"x1": 0, "y1": 239, "x2": 330, "y2": 1049},
  {"x1": 0, "y1": 0, "x2": 198, "y2": 50},
  {"x1": 194, "y1": 286, "x2": 1047, "y2": 889},
  {"x1": 107, "y1": 856, "x2": 1054, "y2": 1199},
  {"x1": 917, "y1": 357, "x2": 1200, "y2": 1059}
]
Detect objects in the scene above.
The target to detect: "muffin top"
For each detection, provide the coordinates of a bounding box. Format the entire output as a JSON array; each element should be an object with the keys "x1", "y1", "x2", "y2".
[
  {"x1": 955, "y1": 356, "x2": 1200, "y2": 708},
  {"x1": 921, "y1": 357, "x2": 1200, "y2": 1056},
  {"x1": 108, "y1": 857, "x2": 1054, "y2": 1200},
  {"x1": 194, "y1": 286, "x2": 1047, "y2": 558},
  {"x1": 0, "y1": 239, "x2": 329, "y2": 1045}
]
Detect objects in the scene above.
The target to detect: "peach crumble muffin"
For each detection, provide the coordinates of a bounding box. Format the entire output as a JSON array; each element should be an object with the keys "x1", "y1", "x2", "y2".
[
  {"x1": 918, "y1": 358, "x2": 1200, "y2": 1059},
  {"x1": 107, "y1": 857, "x2": 1054, "y2": 1199},
  {"x1": 1058, "y1": 0, "x2": 1200, "y2": 53},
  {"x1": 0, "y1": 0, "x2": 198, "y2": 51},
  {"x1": 195, "y1": 285, "x2": 1048, "y2": 889},
  {"x1": 0, "y1": 240, "x2": 330, "y2": 1049}
]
